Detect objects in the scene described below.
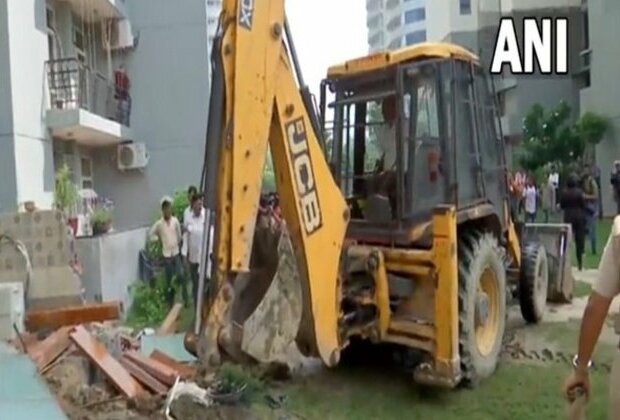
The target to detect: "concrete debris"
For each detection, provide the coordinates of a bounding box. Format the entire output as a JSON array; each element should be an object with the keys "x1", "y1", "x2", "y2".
[
  {"x1": 164, "y1": 379, "x2": 212, "y2": 420},
  {"x1": 6, "y1": 314, "x2": 199, "y2": 419}
]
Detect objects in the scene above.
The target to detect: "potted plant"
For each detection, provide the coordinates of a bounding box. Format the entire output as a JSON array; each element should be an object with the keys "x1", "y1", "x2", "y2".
[
  {"x1": 54, "y1": 164, "x2": 79, "y2": 235},
  {"x1": 91, "y1": 207, "x2": 113, "y2": 235}
]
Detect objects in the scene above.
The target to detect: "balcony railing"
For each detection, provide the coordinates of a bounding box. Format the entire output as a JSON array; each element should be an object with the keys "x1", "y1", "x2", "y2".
[
  {"x1": 579, "y1": 48, "x2": 591, "y2": 71},
  {"x1": 46, "y1": 58, "x2": 131, "y2": 127}
]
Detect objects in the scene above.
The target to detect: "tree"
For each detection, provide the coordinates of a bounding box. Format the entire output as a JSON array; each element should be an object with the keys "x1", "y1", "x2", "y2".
[
  {"x1": 575, "y1": 111, "x2": 609, "y2": 164},
  {"x1": 518, "y1": 101, "x2": 582, "y2": 175}
]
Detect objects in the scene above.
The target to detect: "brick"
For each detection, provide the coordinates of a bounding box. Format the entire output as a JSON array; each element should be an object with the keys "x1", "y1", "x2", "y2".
[
  {"x1": 26, "y1": 302, "x2": 121, "y2": 331},
  {"x1": 70, "y1": 325, "x2": 145, "y2": 399},
  {"x1": 124, "y1": 350, "x2": 178, "y2": 386},
  {"x1": 120, "y1": 356, "x2": 169, "y2": 395},
  {"x1": 28, "y1": 326, "x2": 71, "y2": 371},
  {"x1": 157, "y1": 303, "x2": 183, "y2": 335},
  {"x1": 149, "y1": 350, "x2": 195, "y2": 379}
]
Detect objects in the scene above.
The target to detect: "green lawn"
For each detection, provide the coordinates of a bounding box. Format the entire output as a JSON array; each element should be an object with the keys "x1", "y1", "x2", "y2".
[
  {"x1": 257, "y1": 321, "x2": 615, "y2": 420},
  {"x1": 570, "y1": 218, "x2": 613, "y2": 269}
]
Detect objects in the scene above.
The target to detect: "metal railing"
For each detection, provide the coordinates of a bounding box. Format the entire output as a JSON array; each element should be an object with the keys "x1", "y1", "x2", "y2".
[{"x1": 46, "y1": 58, "x2": 131, "y2": 127}]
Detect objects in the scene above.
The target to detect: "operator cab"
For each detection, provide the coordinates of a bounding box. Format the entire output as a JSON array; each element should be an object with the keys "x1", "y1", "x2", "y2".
[{"x1": 320, "y1": 43, "x2": 507, "y2": 247}]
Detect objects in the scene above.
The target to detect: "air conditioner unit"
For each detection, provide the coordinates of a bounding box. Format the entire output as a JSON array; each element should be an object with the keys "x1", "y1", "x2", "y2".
[
  {"x1": 103, "y1": 19, "x2": 135, "y2": 51},
  {"x1": 117, "y1": 142, "x2": 149, "y2": 171}
]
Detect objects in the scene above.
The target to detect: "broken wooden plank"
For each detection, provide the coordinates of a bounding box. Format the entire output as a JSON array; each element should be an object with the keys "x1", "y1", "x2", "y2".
[
  {"x1": 28, "y1": 326, "x2": 72, "y2": 371},
  {"x1": 26, "y1": 302, "x2": 121, "y2": 331},
  {"x1": 149, "y1": 350, "x2": 195, "y2": 379},
  {"x1": 157, "y1": 303, "x2": 183, "y2": 335},
  {"x1": 70, "y1": 325, "x2": 145, "y2": 399},
  {"x1": 120, "y1": 356, "x2": 169, "y2": 395},
  {"x1": 124, "y1": 350, "x2": 178, "y2": 386}
]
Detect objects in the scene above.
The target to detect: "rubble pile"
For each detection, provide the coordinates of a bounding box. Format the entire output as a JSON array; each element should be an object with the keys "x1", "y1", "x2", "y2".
[{"x1": 7, "y1": 302, "x2": 206, "y2": 419}]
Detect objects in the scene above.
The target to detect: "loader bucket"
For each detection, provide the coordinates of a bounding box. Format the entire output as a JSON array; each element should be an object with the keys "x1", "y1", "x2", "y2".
[
  {"x1": 226, "y1": 216, "x2": 303, "y2": 366},
  {"x1": 521, "y1": 223, "x2": 574, "y2": 303}
]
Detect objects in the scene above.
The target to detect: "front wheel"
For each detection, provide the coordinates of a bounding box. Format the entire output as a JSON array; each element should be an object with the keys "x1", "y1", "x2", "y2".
[
  {"x1": 519, "y1": 243, "x2": 549, "y2": 324},
  {"x1": 458, "y1": 232, "x2": 507, "y2": 387}
]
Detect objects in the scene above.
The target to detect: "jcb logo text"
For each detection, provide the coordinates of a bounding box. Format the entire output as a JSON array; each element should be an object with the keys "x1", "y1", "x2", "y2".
[{"x1": 286, "y1": 118, "x2": 322, "y2": 235}]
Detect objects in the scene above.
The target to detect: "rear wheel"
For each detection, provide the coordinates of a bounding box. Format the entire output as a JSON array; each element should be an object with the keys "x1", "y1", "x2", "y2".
[
  {"x1": 518, "y1": 243, "x2": 549, "y2": 323},
  {"x1": 458, "y1": 232, "x2": 507, "y2": 387}
]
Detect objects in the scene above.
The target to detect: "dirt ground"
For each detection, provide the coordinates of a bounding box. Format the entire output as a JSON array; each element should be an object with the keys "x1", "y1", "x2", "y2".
[{"x1": 47, "y1": 268, "x2": 616, "y2": 420}]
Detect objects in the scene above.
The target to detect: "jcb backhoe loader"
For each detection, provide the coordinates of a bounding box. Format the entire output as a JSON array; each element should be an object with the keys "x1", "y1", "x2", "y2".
[{"x1": 185, "y1": 0, "x2": 573, "y2": 387}]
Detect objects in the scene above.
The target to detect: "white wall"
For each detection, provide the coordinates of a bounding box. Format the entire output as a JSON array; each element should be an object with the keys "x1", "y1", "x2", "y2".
[{"x1": 5, "y1": 0, "x2": 54, "y2": 209}]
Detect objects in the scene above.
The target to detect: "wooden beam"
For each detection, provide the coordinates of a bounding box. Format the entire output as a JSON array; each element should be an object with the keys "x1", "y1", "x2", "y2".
[
  {"x1": 70, "y1": 326, "x2": 145, "y2": 399},
  {"x1": 26, "y1": 302, "x2": 121, "y2": 331}
]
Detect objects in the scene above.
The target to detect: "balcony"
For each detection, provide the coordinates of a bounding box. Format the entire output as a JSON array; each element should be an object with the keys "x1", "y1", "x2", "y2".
[
  {"x1": 501, "y1": 114, "x2": 521, "y2": 137},
  {"x1": 576, "y1": 48, "x2": 591, "y2": 74},
  {"x1": 46, "y1": 58, "x2": 132, "y2": 147},
  {"x1": 64, "y1": 0, "x2": 128, "y2": 22}
]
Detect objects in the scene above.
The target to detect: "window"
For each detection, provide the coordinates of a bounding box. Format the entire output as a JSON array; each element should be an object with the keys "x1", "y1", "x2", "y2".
[
  {"x1": 459, "y1": 0, "x2": 472, "y2": 15},
  {"x1": 80, "y1": 156, "x2": 94, "y2": 190},
  {"x1": 367, "y1": 14, "x2": 383, "y2": 29},
  {"x1": 387, "y1": 16, "x2": 401, "y2": 31},
  {"x1": 404, "y1": 8, "x2": 425, "y2": 24},
  {"x1": 72, "y1": 13, "x2": 85, "y2": 52},
  {"x1": 388, "y1": 37, "x2": 402, "y2": 49},
  {"x1": 496, "y1": 92, "x2": 506, "y2": 117},
  {"x1": 405, "y1": 30, "x2": 426, "y2": 45},
  {"x1": 369, "y1": 32, "x2": 384, "y2": 46}
]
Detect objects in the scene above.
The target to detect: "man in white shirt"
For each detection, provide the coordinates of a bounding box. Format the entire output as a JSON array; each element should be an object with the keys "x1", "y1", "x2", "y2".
[
  {"x1": 523, "y1": 179, "x2": 538, "y2": 223},
  {"x1": 149, "y1": 196, "x2": 183, "y2": 308},
  {"x1": 549, "y1": 167, "x2": 559, "y2": 207},
  {"x1": 182, "y1": 185, "x2": 198, "y2": 225},
  {"x1": 182, "y1": 193, "x2": 205, "y2": 306},
  {"x1": 375, "y1": 95, "x2": 409, "y2": 171}
]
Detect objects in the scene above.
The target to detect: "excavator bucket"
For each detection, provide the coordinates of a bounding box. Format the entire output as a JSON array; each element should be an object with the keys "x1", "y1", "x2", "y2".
[
  {"x1": 521, "y1": 223, "x2": 574, "y2": 303},
  {"x1": 226, "y1": 215, "x2": 303, "y2": 365}
]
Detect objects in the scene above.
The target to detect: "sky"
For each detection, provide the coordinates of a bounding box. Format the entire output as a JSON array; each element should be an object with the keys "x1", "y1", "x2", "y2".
[{"x1": 285, "y1": 0, "x2": 368, "y2": 97}]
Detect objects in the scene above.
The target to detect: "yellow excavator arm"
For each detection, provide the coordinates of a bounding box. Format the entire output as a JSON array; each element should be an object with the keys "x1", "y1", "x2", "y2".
[{"x1": 187, "y1": 0, "x2": 349, "y2": 367}]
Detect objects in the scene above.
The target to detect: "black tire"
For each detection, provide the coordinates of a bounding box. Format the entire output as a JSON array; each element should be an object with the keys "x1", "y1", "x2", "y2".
[
  {"x1": 518, "y1": 243, "x2": 549, "y2": 324},
  {"x1": 458, "y1": 232, "x2": 507, "y2": 387}
]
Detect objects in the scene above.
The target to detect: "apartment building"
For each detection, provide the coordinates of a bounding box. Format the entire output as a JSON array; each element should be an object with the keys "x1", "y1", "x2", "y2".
[
  {"x1": 0, "y1": 0, "x2": 217, "y2": 226},
  {"x1": 366, "y1": 0, "x2": 586, "y2": 162},
  {"x1": 582, "y1": 0, "x2": 620, "y2": 215},
  {"x1": 0, "y1": 0, "x2": 215, "y2": 307},
  {"x1": 367, "y1": 0, "x2": 429, "y2": 52}
]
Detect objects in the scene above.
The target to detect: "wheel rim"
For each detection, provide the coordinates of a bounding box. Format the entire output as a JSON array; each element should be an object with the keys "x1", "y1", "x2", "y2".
[{"x1": 475, "y1": 266, "x2": 500, "y2": 356}]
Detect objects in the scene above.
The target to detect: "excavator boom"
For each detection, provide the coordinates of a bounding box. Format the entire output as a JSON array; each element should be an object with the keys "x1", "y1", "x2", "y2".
[{"x1": 191, "y1": 0, "x2": 349, "y2": 367}]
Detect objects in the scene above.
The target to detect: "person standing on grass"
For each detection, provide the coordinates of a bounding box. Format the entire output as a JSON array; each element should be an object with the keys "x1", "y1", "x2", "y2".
[
  {"x1": 182, "y1": 193, "x2": 205, "y2": 307},
  {"x1": 611, "y1": 161, "x2": 620, "y2": 215},
  {"x1": 149, "y1": 196, "x2": 184, "y2": 308},
  {"x1": 183, "y1": 185, "x2": 198, "y2": 224},
  {"x1": 549, "y1": 165, "x2": 560, "y2": 207},
  {"x1": 564, "y1": 215, "x2": 620, "y2": 416},
  {"x1": 523, "y1": 177, "x2": 538, "y2": 223},
  {"x1": 583, "y1": 164, "x2": 600, "y2": 255},
  {"x1": 560, "y1": 174, "x2": 588, "y2": 271},
  {"x1": 541, "y1": 171, "x2": 554, "y2": 223}
]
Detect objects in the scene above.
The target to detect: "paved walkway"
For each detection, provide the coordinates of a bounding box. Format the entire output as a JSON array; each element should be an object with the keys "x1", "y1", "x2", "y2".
[{"x1": 0, "y1": 341, "x2": 67, "y2": 420}]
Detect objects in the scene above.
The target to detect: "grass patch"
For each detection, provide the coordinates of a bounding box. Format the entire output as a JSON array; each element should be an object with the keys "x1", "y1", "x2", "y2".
[
  {"x1": 279, "y1": 321, "x2": 615, "y2": 420},
  {"x1": 574, "y1": 280, "x2": 593, "y2": 298},
  {"x1": 525, "y1": 214, "x2": 612, "y2": 270}
]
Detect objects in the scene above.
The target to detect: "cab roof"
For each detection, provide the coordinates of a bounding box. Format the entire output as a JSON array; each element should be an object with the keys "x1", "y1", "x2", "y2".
[{"x1": 326, "y1": 42, "x2": 479, "y2": 79}]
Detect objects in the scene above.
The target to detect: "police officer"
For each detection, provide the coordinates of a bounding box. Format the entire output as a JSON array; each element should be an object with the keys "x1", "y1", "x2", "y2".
[{"x1": 564, "y1": 215, "x2": 620, "y2": 415}]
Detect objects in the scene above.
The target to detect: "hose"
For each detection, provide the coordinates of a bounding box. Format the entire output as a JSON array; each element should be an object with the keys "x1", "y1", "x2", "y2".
[{"x1": 0, "y1": 233, "x2": 33, "y2": 312}]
